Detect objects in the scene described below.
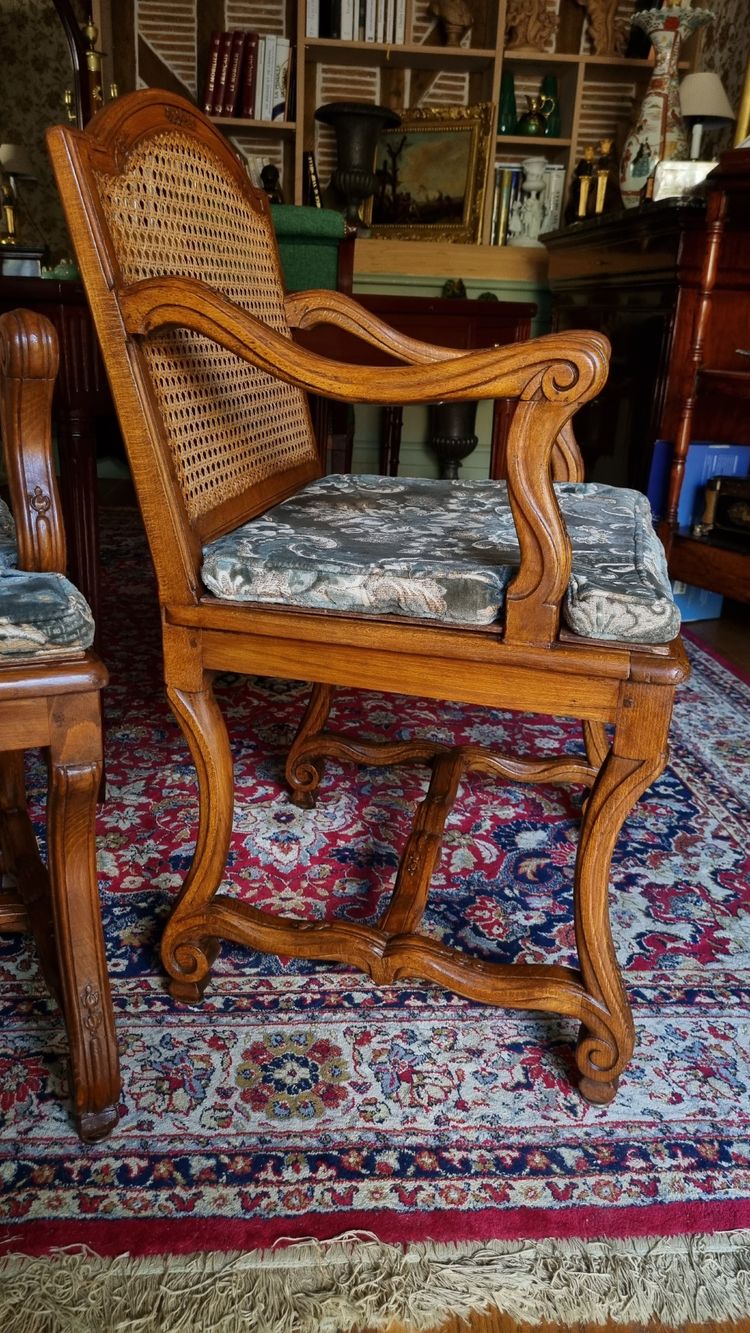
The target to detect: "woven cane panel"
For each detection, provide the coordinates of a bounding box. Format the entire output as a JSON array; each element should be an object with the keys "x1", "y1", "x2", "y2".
[{"x1": 95, "y1": 130, "x2": 317, "y2": 521}]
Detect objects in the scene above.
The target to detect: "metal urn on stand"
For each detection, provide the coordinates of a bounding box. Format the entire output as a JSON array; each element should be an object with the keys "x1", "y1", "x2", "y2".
[
  {"x1": 619, "y1": 0, "x2": 713, "y2": 208},
  {"x1": 428, "y1": 400, "x2": 479, "y2": 479},
  {"x1": 315, "y1": 101, "x2": 401, "y2": 232}
]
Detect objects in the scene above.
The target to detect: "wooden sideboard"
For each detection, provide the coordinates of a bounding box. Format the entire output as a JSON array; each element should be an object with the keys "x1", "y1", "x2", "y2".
[
  {"x1": 546, "y1": 198, "x2": 708, "y2": 494},
  {"x1": 663, "y1": 146, "x2": 750, "y2": 604},
  {"x1": 546, "y1": 174, "x2": 750, "y2": 603}
]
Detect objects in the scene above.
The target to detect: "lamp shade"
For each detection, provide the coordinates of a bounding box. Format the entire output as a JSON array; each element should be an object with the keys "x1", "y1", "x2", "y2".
[
  {"x1": 0, "y1": 144, "x2": 35, "y2": 179},
  {"x1": 679, "y1": 73, "x2": 735, "y2": 126}
]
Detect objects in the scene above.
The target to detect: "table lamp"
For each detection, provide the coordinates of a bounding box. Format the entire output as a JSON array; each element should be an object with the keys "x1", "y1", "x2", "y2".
[
  {"x1": 679, "y1": 73, "x2": 735, "y2": 160},
  {"x1": 0, "y1": 144, "x2": 36, "y2": 246}
]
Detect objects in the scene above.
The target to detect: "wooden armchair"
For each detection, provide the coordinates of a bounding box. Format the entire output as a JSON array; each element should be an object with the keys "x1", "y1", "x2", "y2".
[
  {"x1": 49, "y1": 90, "x2": 688, "y2": 1106},
  {"x1": 0, "y1": 309, "x2": 120, "y2": 1140}
]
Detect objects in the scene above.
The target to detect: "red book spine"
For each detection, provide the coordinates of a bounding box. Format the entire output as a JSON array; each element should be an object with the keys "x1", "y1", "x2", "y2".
[
  {"x1": 222, "y1": 31, "x2": 247, "y2": 117},
  {"x1": 211, "y1": 31, "x2": 233, "y2": 116},
  {"x1": 201, "y1": 30, "x2": 221, "y2": 114},
  {"x1": 239, "y1": 33, "x2": 260, "y2": 119}
]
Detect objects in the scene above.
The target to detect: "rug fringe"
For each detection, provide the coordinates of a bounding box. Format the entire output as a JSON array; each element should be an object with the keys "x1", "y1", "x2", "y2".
[{"x1": 2, "y1": 1231, "x2": 750, "y2": 1332}]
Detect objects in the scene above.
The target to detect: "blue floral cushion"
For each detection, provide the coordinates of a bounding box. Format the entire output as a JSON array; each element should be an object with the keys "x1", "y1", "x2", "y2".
[
  {"x1": 201, "y1": 474, "x2": 680, "y2": 645},
  {"x1": 0, "y1": 498, "x2": 95, "y2": 658}
]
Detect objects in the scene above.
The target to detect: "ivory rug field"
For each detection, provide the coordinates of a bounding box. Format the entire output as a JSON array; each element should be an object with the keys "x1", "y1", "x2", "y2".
[{"x1": 1, "y1": 515, "x2": 750, "y2": 1327}]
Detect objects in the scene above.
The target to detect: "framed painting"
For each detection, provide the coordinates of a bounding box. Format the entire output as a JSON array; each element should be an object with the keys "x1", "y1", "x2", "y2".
[{"x1": 366, "y1": 103, "x2": 495, "y2": 243}]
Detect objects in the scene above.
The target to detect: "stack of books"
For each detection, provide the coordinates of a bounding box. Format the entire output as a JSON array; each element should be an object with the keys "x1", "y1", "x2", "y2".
[
  {"x1": 489, "y1": 164, "x2": 521, "y2": 246},
  {"x1": 202, "y1": 30, "x2": 293, "y2": 122},
  {"x1": 306, "y1": 0, "x2": 406, "y2": 42}
]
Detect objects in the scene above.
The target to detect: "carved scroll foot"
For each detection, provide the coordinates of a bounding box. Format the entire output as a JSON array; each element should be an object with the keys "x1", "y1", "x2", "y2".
[
  {"x1": 286, "y1": 683, "x2": 334, "y2": 807},
  {"x1": 161, "y1": 685, "x2": 233, "y2": 1000},
  {"x1": 578, "y1": 1073, "x2": 619, "y2": 1106},
  {"x1": 167, "y1": 937, "x2": 221, "y2": 1004}
]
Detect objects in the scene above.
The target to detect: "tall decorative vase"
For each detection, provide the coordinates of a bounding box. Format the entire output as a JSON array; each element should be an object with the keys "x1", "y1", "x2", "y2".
[
  {"x1": 619, "y1": 0, "x2": 713, "y2": 209},
  {"x1": 314, "y1": 101, "x2": 401, "y2": 232}
]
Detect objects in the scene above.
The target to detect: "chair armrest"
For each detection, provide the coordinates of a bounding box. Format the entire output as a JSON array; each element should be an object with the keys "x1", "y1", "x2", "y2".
[
  {"x1": 121, "y1": 276, "x2": 607, "y2": 407},
  {"x1": 284, "y1": 288, "x2": 467, "y2": 365},
  {"x1": 0, "y1": 310, "x2": 67, "y2": 574},
  {"x1": 121, "y1": 275, "x2": 609, "y2": 646}
]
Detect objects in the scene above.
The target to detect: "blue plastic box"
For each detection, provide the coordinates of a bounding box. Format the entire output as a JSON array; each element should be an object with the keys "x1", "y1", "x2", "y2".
[{"x1": 647, "y1": 440, "x2": 750, "y2": 525}]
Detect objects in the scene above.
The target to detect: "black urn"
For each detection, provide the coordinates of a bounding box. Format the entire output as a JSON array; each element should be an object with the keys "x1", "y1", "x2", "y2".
[{"x1": 314, "y1": 101, "x2": 401, "y2": 231}]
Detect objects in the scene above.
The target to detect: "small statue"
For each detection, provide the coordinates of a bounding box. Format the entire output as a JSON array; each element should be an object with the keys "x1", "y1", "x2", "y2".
[
  {"x1": 428, "y1": 0, "x2": 473, "y2": 45},
  {"x1": 442, "y1": 278, "x2": 467, "y2": 299},
  {"x1": 505, "y1": 0, "x2": 557, "y2": 51},
  {"x1": 260, "y1": 163, "x2": 284, "y2": 203},
  {"x1": 575, "y1": 0, "x2": 628, "y2": 56},
  {"x1": 507, "y1": 157, "x2": 548, "y2": 247},
  {"x1": 591, "y1": 138, "x2": 621, "y2": 215},
  {"x1": 564, "y1": 144, "x2": 596, "y2": 223}
]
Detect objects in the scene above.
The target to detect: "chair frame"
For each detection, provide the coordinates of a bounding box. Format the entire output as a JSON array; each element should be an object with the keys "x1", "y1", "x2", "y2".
[
  {"x1": 0, "y1": 308, "x2": 120, "y2": 1140},
  {"x1": 49, "y1": 91, "x2": 689, "y2": 1105}
]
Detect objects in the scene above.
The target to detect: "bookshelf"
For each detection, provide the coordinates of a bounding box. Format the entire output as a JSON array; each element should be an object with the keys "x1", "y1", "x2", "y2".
[{"x1": 121, "y1": 0, "x2": 699, "y2": 245}]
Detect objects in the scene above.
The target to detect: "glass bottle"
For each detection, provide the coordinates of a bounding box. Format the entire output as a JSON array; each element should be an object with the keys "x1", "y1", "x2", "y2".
[
  {"x1": 541, "y1": 75, "x2": 561, "y2": 138},
  {"x1": 498, "y1": 70, "x2": 517, "y2": 136}
]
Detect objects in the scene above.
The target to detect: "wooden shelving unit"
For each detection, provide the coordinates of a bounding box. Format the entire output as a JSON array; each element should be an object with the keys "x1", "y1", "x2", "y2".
[{"x1": 127, "y1": 0, "x2": 699, "y2": 245}]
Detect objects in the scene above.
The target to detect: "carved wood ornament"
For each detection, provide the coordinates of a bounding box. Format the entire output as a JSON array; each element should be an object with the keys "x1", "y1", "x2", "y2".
[
  {"x1": 575, "y1": 0, "x2": 628, "y2": 56},
  {"x1": 505, "y1": 0, "x2": 557, "y2": 51}
]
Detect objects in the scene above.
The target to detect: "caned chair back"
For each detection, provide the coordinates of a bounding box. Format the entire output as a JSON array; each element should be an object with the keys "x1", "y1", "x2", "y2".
[{"x1": 48, "y1": 92, "x2": 320, "y2": 605}]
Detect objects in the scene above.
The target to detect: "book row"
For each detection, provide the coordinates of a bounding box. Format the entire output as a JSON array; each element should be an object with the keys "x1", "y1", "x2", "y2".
[
  {"x1": 202, "y1": 30, "x2": 293, "y2": 122},
  {"x1": 305, "y1": 0, "x2": 406, "y2": 43}
]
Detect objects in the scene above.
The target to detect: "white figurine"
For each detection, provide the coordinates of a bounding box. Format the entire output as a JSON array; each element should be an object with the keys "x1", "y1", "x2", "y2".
[{"x1": 508, "y1": 156, "x2": 548, "y2": 248}]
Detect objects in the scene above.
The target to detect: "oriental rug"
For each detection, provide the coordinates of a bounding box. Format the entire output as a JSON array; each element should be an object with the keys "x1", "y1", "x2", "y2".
[{"x1": 1, "y1": 515, "x2": 750, "y2": 1329}]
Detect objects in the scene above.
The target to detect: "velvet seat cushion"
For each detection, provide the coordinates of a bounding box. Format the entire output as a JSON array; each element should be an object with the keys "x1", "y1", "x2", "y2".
[
  {"x1": 201, "y1": 474, "x2": 681, "y2": 645},
  {"x1": 0, "y1": 498, "x2": 96, "y2": 658}
]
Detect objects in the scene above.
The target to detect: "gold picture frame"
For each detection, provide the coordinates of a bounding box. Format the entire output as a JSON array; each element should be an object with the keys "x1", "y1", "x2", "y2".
[{"x1": 366, "y1": 103, "x2": 495, "y2": 243}]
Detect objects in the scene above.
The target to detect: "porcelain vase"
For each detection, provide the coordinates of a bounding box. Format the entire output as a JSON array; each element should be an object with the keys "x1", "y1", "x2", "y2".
[{"x1": 619, "y1": 1, "x2": 713, "y2": 209}]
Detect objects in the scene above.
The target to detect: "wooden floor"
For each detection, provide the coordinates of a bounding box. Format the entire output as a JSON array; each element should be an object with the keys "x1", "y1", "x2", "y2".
[{"x1": 375, "y1": 601, "x2": 750, "y2": 1333}]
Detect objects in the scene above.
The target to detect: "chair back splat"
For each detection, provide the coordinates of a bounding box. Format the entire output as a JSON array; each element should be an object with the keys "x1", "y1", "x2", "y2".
[{"x1": 48, "y1": 89, "x2": 689, "y2": 1106}]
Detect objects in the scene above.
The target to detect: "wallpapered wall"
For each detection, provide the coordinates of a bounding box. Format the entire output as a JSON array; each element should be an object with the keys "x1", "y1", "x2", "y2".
[
  {"x1": 0, "y1": 0, "x2": 748, "y2": 261},
  {"x1": 0, "y1": 0, "x2": 90, "y2": 261},
  {"x1": 702, "y1": 0, "x2": 750, "y2": 117}
]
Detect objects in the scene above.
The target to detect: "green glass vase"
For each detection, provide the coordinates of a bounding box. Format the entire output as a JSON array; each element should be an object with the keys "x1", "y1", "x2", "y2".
[
  {"x1": 541, "y1": 75, "x2": 562, "y2": 138},
  {"x1": 498, "y1": 70, "x2": 517, "y2": 136}
]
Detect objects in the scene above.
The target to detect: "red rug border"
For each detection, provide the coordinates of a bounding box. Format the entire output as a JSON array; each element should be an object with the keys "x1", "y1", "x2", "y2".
[
  {"x1": 3, "y1": 1200, "x2": 750, "y2": 1259},
  {"x1": 683, "y1": 626, "x2": 750, "y2": 687}
]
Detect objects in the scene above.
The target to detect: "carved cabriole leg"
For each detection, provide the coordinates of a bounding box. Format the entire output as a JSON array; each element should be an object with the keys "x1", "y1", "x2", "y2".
[
  {"x1": 47, "y1": 695, "x2": 120, "y2": 1141},
  {"x1": 286, "y1": 683, "x2": 334, "y2": 808},
  {"x1": 161, "y1": 680, "x2": 233, "y2": 1003},
  {"x1": 574, "y1": 682, "x2": 673, "y2": 1104}
]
